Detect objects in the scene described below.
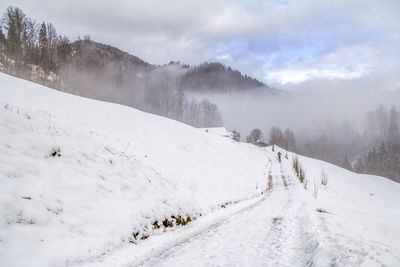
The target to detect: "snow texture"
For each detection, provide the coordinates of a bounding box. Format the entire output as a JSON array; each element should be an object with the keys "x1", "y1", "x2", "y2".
[{"x1": 0, "y1": 72, "x2": 399, "y2": 267}]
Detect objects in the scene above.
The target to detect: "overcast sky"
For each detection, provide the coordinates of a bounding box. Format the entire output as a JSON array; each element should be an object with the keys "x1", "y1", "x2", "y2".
[{"x1": 1, "y1": 0, "x2": 399, "y2": 91}]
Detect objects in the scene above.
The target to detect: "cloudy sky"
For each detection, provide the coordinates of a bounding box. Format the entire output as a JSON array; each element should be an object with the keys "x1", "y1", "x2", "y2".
[{"x1": 1, "y1": 0, "x2": 399, "y2": 90}]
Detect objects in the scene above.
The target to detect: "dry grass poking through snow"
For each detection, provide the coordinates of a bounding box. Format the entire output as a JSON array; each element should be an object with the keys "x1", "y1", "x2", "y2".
[
  {"x1": 281, "y1": 175, "x2": 288, "y2": 189},
  {"x1": 321, "y1": 171, "x2": 329, "y2": 186},
  {"x1": 268, "y1": 174, "x2": 273, "y2": 191},
  {"x1": 292, "y1": 156, "x2": 306, "y2": 184}
]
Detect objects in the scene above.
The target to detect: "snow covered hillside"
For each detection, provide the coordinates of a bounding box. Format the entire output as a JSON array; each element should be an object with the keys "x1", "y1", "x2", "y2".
[{"x1": 1, "y1": 72, "x2": 400, "y2": 267}]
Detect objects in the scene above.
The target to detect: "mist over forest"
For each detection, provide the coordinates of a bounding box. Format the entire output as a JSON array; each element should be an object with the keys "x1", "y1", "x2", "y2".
[
  {"x1": 190, "y1": 86, "x2": 400, "y2": 180},
  {"x1": 1, "y1": 5, "x2": 400, "y2": 182},
  {"x1": 207, "y1": 86, "x2": 400, "y2": 135}
]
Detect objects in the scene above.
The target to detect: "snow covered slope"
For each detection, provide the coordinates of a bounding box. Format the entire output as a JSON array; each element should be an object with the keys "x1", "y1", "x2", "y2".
[
  {"x1": 1, "y1": 72, "x2": 400, "y2": 267},
  {"x1": 0, "y1": 73, "x2": 269, "y2": 266},
  {"x1": 290, "y1": 150, "x2": 400, "y2": 266}
]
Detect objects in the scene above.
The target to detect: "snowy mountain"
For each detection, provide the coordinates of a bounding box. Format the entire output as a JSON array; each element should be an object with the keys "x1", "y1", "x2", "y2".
[{"x1": 1, "y1": 72, "x2": 399, "y2": 267}]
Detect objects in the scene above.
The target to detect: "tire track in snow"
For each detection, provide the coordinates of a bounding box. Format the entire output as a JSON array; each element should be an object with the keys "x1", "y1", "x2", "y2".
[
  {"x1": 78, "y1": 193, "x2": 267, "y2": 267},
  {"x1": 138, "y1": 158, "x2": 314, "y2": 267},
  {"x1": 76, "y1": 158, "x2": 273, "y2": 266},
  {"x1": 131, "y1": 158, "x2": 281, "y2": 266}
]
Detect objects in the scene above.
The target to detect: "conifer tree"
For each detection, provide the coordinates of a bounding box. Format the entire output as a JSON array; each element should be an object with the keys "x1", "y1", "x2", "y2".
[{"x1": 39, "y1": 21, "x2": 48, "y2": 70}]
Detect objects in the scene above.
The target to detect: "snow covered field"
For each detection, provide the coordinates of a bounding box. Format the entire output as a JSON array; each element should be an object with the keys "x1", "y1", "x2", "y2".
[{"x1": 1, "y1": 72, "x2": 400, "y2": 266}]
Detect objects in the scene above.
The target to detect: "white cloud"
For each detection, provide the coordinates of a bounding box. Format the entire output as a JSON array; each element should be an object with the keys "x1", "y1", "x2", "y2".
[
  {"x1": 266, "y1": 67, "x2": 368, "y2": 84},
  {"x1": 0, "y1": 0, "x2": 399, "y2": 90},
  {"x1": 216, "y1": 54, "x2": 233, "y2": 61}
]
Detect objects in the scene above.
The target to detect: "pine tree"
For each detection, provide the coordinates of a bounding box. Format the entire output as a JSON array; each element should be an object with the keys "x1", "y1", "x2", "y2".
[
  {"x1": 46, "y1": 23, "x2": 57, "y2": 71},
  {"x1": 39, "y1": 21, "x2": 48, "y2": 70}
]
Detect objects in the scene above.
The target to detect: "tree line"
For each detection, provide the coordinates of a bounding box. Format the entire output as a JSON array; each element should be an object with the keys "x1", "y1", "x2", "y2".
[
  {"x1": 0, "y1": 6, "x2": 222, "y2": 128},
  {"x1": 0, "y1": 6, "x2": 71, "y2": 80},
  {"x1": 233, "y1": 104, "x2": 400, "y2": 182},
  {"x1": 354, "y1": 106, "x2": 400, "y2": 181},
  {"x1": 233, "y1": 127, "x2": 297, "y2": 152}
]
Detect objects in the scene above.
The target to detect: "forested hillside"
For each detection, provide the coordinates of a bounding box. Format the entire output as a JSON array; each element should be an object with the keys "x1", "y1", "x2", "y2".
[
  {"x1": 0, "y1": 6, "x2": 273, "y2": 128},
  {"x1": 180, "y1": 62, "x2": 266, "y2": 93}
]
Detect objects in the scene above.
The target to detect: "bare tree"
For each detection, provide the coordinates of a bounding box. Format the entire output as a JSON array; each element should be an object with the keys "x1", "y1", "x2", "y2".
[
  {"x1": 232, "y1": 130, "x2": 240, "y2": 142},
  {"x1": 246, "y1": 128, "x2": 262, "y2": 144},
  {"x1": 269, "y1": 127, "x2": 283, "y2": 146}
]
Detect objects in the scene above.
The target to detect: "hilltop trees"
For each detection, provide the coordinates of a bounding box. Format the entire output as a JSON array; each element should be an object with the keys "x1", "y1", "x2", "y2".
[
  {"x1": 246, "y1": 128, "x2": 262, "y2": 143},
  {"x1": 0, "y1": 6, "x2": 224, "y2": 128},
  {"x1": 364, "y1": 105, "x2": 400, "y2": 145},
  {"x1": 56, "y1": 36, "x2": 72, "y2": 66},
  {"x1": 0, "y1": 6, "x2": 72, "y2": 76},
  {"x1": 364, "y1": 105, "x2": 400, "y2": 147},
  {"x1": 269, "y1": 127, "x2": 283, "y2": 146},
  {"x1": 2, "y1": 6, "x2": 26, "y2": 72},
  {"x1": 3, "y1": 6, "x2": 25, "y2": 59},
  {"x1": 337, "y1": 105, "x2": 400, "y2": 181},
  {"x1": 179, "y1": 62, "x2": 267, "y2": 93},
  {"x1": 268, "y1": 127, "x2": 296, "y2": 151},
  {"x1": 244, "y1": 126, "x2": 297, "y2": 149},
  {"x1": 361, "y1": 142, "x2": 400, "y2": 181},
  {"x1": 231, "y1": 130, "x2": 241, "y2": 142},
  {"x1": 181, "y1": 98, "x2": 223, "y2": 128}
]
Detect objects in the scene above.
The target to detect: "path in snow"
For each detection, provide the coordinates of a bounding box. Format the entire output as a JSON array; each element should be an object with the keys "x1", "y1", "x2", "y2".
[
  {"x1": 78, "y1": 152, "x2": 399, "y2": 267},
  {"x1": 139, "y1": 158, "x2": 314, "y2": 267}
]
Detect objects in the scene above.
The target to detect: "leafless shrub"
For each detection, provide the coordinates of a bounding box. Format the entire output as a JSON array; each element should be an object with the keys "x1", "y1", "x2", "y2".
[
  {"x1": 321, "y1": 170, "x2": 329, "y2": 186},
  {"x1": 268, "y1": 175, "x2": 273, "y2": 191}
]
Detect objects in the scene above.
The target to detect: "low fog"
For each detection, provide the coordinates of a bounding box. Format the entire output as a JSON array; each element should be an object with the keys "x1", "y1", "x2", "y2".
[
  {"x1": 195, "y1": 86, "x2": 400, "y2": 181},
  {"x1": 207, "y1": 87, "x2": 400, "y2": 139}
]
